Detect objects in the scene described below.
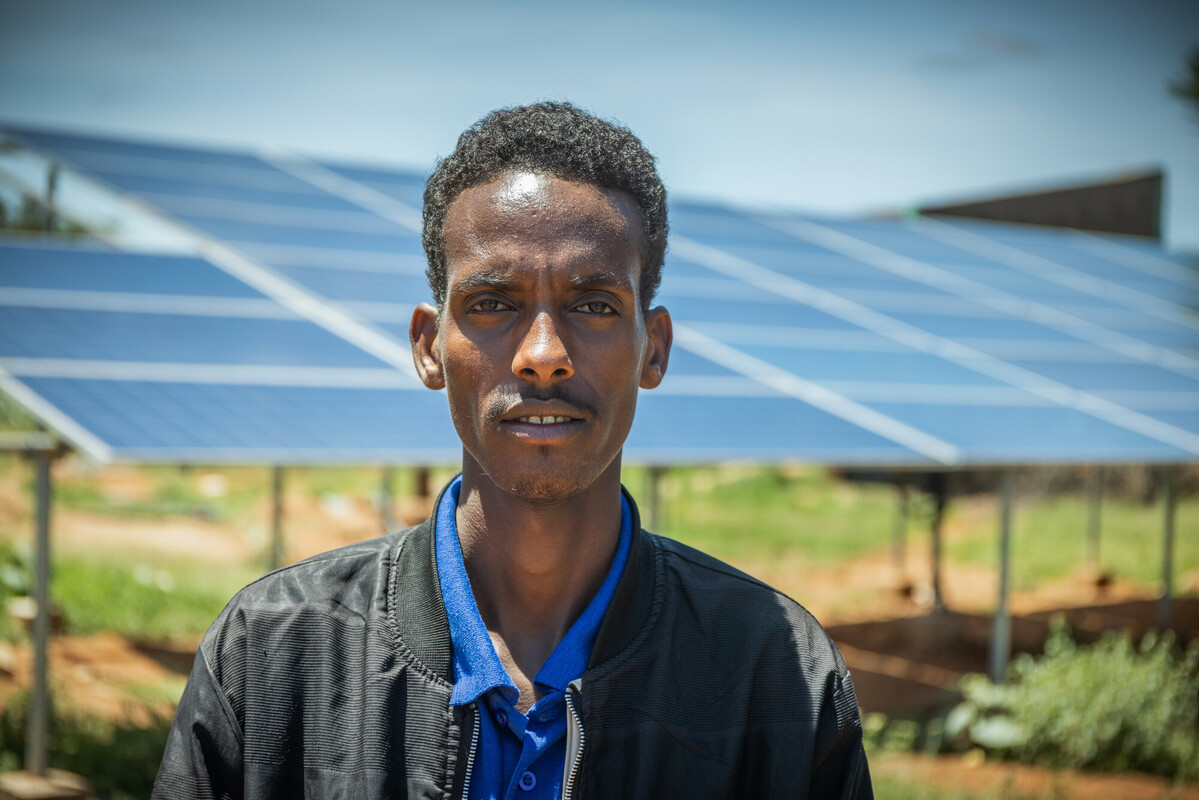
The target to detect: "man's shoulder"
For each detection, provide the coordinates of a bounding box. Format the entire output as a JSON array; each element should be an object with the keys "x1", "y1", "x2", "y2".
[
  {"x1": 197, "y1": 525, "x2": 432, "y2": 687},
  {"x1": 650, "y1": 531, "x2": 806, "y2": 609},
  {"x1": 200, "y1": 525, "x2": 426, "y2": 658},
  {"x1": 646, "y1": 531, "x2": 844, "y2": 666},
  {"x1": 225, "y1": 526, "x2": 414, "y2": 609}
]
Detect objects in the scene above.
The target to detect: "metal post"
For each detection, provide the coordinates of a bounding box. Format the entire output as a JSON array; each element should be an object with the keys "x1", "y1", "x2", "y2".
[
  {"x1": 990, "y1": 471, "x2": 1014, "y2": 683},
  {"x1": 269, "y1": 466, "x2": 285, "y2": 571},
  {"x1": 1085, "y1": 466, "x2": 1102, "y2": 572},
  {"x1": 415, "y1": 466, "x2": 430, "y2": 500},
  {"x1": 44, "y1": 164, "x2": 58, "y2": 233},
  {"x1": 379, "y1": 466, "x2": 396, "y2": 533},
  {"x1": 930, "y1": 477, "x2": 947, "y2": 613},
  {"x1": 25, "y1": 450, "x2": 52, "y2": 776},
  {"x1": 892, "y1": 483, "x2": 909, "y2": 579},
  {"x1": 648, "y1": 466, "x2": 665, "y2": 532},
  {"x1": 1158, "y1": 466, "x2": 1177, "y2": 629}
]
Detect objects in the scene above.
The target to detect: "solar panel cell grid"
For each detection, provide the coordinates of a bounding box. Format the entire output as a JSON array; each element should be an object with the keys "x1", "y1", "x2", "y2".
[
  {"x1": 0, "y1": 244, "x2": 267, "y2": 298},
  {"x1": 630, "y1": 393, "x2": 925, "y2": 464},
  {"x1": 666, "y1": 295, "x2": 866, "y2": 329},
  {"x1": 268, "y1": 267, "x2": 431, "y2": 305},
  {"x1": 170, "y1": 217, "x2": 418, "y2": 252},
  {"x1": 738, "y1": 344, "x2": 1011, "y2": 387},
  {"x1": 4, "y1": 126, "x2": 1197, "y2": 465},
  {"x1": 1005, "y1": 359, "x2": 1199, "y2": 393},
  {"x1": 320, "y1": 163, "x2": 427, "y2": 209},
  {"x1": 866, "y1": 403, "x2": 1191, "y2": 463},
  {"x1": 0, "y1": 308, "x2": 390, "y2": 368},
  {"x1": 15, "y1": 130, "x2": 273, "y2": 170}
]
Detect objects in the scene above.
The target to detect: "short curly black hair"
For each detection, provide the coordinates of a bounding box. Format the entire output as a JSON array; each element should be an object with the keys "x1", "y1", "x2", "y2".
[{"x1": 422, "y1": 101, "x2": 668, "y2": 311}]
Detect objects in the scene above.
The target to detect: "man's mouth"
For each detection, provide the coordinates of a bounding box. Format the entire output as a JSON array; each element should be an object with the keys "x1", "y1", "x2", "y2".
[{"x1": 515, "y1": 415, "x2": 582, "y2": 425}]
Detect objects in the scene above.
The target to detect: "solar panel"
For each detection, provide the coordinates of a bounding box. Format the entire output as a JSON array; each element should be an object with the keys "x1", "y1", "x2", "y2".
[{"x1": 3, "y1": 126, "x2": 1198, "y2": 467}]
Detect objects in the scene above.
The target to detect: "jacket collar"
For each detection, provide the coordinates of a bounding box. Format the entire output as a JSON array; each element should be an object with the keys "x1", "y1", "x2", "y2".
[{"x1": 387, "y1": 480, "x2": 657, "y2": 683}]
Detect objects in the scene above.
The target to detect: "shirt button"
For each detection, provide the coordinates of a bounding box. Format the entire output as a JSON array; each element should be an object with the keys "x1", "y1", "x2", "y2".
[
  {"x1": 519, "y1": 770, "x2": 537, "y2": 791},
  {"x1": 495, "y1": 710, "x2": 508, "y2": 727}
]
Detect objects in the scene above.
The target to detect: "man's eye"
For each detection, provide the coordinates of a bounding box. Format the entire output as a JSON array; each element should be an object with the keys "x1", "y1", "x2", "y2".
[
  {"x1": 577, "y1": 300, "x2": 616, "y2": 315},
  {"x1": 470, "y1": 298, "x2": 512, "y2": 312}
]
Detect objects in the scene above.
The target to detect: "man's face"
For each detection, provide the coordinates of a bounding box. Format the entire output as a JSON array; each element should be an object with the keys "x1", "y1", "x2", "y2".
[{"x1": 410, "y1": 171, "x2": 671, "y2": 502}]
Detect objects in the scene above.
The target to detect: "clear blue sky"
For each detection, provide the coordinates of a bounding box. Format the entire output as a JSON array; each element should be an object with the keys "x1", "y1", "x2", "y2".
[{"x1": 3, "y1": 0, "x2": 1197, "y2": 251}]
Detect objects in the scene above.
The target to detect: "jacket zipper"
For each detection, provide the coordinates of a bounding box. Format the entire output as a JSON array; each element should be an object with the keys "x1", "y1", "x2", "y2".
[
  {"x1": 562, "y1": 681, "x2": 585, "y2": 800},
  {"x1": 460, "y1": 703, "x2": 480, "y2": 800}
]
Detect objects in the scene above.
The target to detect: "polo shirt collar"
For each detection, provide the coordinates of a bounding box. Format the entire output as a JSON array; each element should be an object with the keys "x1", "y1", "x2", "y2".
[{"x1": 435, "y1": 475, "x2": 633, "y2": 707}]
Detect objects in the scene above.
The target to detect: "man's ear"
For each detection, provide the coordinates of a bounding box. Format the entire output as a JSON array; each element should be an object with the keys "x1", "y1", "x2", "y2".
[
  {"x1": 410, "y1": 302, "x2": 445, "y2": 390},
  {"x1": 639, "y1": 306, "x2": 672, "y2": 390}
]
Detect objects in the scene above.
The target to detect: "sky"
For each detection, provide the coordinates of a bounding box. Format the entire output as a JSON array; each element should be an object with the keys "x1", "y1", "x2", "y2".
[{"x1": 2, "y1": 0, "x2": 1198, "y2": 252}]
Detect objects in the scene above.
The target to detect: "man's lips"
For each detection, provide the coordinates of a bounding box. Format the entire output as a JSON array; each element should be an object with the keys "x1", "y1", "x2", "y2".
[
  {"x1": 498, "y1": 400, "x2": 590, "y2": 425},
  {"x1": 510, "y1": 414, "x2": 583, "y2": 425},
  {"x1": 498, "y1": 401, "x2": 589, "y2": 440}
]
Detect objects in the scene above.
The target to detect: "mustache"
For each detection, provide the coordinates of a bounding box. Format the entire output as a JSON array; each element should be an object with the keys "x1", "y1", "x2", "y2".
[{"x1": 483, "y1": 385, "x2": 600, "y2": 421}]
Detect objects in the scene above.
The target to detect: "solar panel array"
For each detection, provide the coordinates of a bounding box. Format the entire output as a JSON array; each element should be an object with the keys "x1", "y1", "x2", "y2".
[{"x1": 2, "y1": 127, "x2": 1197, "y2": 467}]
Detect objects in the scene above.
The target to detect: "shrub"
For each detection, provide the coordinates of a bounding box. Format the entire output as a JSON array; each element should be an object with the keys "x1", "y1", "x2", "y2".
[
  {"x1": 0, "y1": 691, "x2": 172, "y2": 799},
  {"x1": 946, "y1": 620, "x2": 1199, "y2": 780}
]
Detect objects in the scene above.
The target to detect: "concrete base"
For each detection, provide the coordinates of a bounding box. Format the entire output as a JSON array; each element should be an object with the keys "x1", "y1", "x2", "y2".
[{"x1": 0, "y1": 770, "x2": 90, "y2": 800}]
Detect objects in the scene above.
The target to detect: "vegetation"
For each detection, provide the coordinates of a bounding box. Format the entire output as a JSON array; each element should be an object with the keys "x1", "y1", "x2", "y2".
[
  {"x1": 0, "y1": 460, "x2": 1195, "y2": 796},
  {"x1": 0, "y1": 194, "x2": 88, "y2": 238},
  {"x1": 946, "y1": 490, "x2": 1198, "y2": 589},
  {"x1": 52, "y1": 555, "x2": 257, "y2": 643},
  {"x1": 946, "y1": 622, "x2": 1199, "y2": 780},
  {"x1": 0, "y1": 538, "x2": 32, "y2": 641},
  {"x1": 0, "y1": 692, "x2": 172, "y2": 799},
  {"x1": 0, "y1": 392, "x2": 36, "y2": 432},
  {"x1": 641, "y1": 465, "x2": 908, "y2": 564},
  {"x1": 1172, "y1": 46, "x2": 1199, "y2": 122}
]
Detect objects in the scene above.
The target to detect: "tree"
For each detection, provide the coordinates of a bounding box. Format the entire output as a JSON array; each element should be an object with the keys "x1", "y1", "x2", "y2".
[{"x1": 1171, "y1": 46, "x2": 1199, "y2": 120}]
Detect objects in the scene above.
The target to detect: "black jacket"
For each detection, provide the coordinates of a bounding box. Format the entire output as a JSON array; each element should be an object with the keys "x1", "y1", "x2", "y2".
[{"x1": 152, "y1": 490, "x2": 872, "y2": 799}]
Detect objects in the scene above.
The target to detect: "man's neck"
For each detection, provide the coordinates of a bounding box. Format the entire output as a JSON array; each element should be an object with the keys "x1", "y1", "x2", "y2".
[{"x1": 454, "y1": 456, "x2": 625, "y2": 710}]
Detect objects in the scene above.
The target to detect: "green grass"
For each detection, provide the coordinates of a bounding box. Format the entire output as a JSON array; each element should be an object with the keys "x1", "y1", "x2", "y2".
[
  {"x1": 869, "y1": 778, "x2": 1054, "y2": 800},
  {"x1": 4, "y1": 461, "x2": 1194, "y2": 648},
  {"x1": 947, "y1": 492, "x2": 1199, "y2": 590},
  {"x1": 3, "y1": 460, "x2": 1194, "y2": 797},
  {"x1": 49, "y1": 466, "x2": 263, "y2": 524},
  {"x1": 616, "y1": 465, "x2": 1197, "y2": 591},
  {"x1": 44, "y1": 463, "x2": 456, "y2": 526},
  {"x1": 0, "y1": 390, "x2": 37, "y2": 431},
  {"x1": 51, "y1": 554, "x2": 259, "y2": 643},
  {"x1": 628, "y1": 465, "x2": 906, "y2": 565}
]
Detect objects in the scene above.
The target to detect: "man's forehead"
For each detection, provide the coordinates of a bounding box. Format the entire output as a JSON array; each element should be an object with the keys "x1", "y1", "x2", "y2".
[
  {"x1": 446, "y1": 172, "x2": 641, "y2": 238},
  {"x1": 442, "y1": 171, "x2": 645, "y2": 288}
]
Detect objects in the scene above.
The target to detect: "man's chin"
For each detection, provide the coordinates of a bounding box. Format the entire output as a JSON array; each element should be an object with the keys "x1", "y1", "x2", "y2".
[{"x1": 499, "y1": 469, "x2": 591, "y2": 505}]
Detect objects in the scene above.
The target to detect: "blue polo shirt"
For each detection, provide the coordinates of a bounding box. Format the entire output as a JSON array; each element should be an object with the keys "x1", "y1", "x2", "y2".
[{"x1": 435, "y1": 477, "x2": 633, "y2": 800}]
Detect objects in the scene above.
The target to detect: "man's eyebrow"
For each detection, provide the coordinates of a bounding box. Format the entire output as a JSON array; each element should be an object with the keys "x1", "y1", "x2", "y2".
[
  {"x1": 449, "y1": 269, "x2": 522, "y2": 294},
  {"x1": 569, "y1": 271, "x2": 635, "y2": 292}
]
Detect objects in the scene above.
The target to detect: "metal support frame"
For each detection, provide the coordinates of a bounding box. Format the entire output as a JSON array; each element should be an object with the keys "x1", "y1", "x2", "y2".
[
  {"x1": 0, "y1": 433, "x2": 64, "y2": 779},
  {"x1": 990, "y1": 471, "x2": 1014, "y2": 683},
  {"x1": 1158, "y1": 466, "x2": 1177, "y2": 629},
  {"x1": 26, "y1": 450, "x2": 52, "y2": 776},
  {"x1": 647, "y1": 466, "x2": 666, "y2": 532},
  {"x1": 415, "y1": 466, "x2": 430, "y2": 500},
  {"x1": 379, "y1": 466, "x2": 396, "y2": 533},
  {"x1": 269, "y1": 466, "x2": 285, "y2": 571},
  {"x1": 1085, "y1": 466, "x2": 1102, "y2": 572},
  {"x1": 929, "y1": 478, "x2": 947, "y2": 613},
  {"x1": 44, "y1": 163, "x2": 59, "y2": 233},
  {"x1": 892, "y1": 483, "x2": 909, "y2": 580}
]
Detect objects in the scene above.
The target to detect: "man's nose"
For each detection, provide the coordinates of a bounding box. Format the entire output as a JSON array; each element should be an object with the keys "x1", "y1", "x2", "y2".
[{"x1": 513, "y1": 311, "x2": 574, "y2": 383}]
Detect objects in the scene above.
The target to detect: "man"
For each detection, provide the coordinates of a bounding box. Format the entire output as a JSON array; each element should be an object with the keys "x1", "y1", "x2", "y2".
[{"x1": 153, "y1": 102, "x2": 871, "y2": 799}]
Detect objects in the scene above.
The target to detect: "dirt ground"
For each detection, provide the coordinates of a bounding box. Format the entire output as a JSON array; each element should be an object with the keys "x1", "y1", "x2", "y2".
[{"x1": 0, "y1": 480, "x2": 1196, "y2": 798}]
